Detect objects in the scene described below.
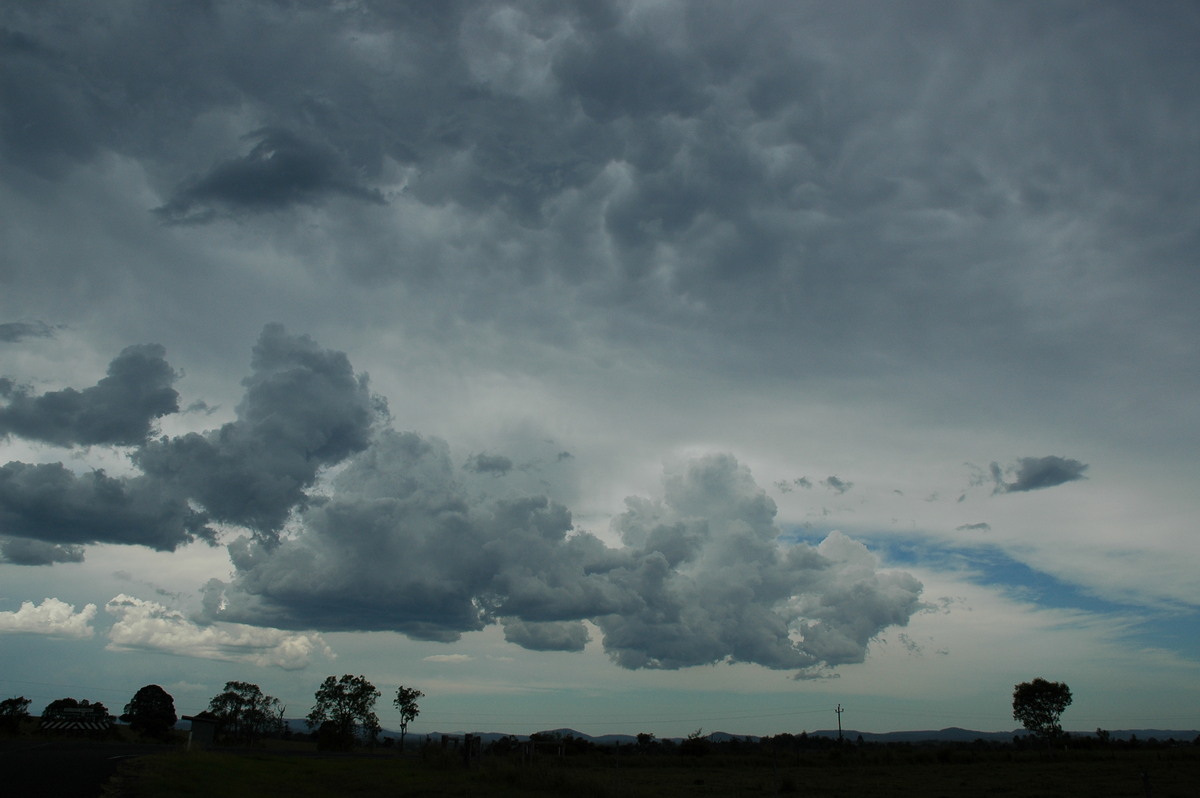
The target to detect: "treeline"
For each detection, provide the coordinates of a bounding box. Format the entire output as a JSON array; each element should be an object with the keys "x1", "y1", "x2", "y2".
[{"x1": 0, "y1": 673, "x2": 423, "y2": 751}]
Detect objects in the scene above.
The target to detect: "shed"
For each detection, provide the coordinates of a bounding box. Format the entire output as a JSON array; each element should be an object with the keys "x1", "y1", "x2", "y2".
[{"x1": 182, "y1": 713, "x2": 219, "y2": 750}]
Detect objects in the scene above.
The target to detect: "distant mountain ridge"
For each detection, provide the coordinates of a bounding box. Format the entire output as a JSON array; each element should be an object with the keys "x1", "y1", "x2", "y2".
[
  {"x1": 421, "y1": 726, "x2": 1199, "y2": 745},
  {"x1": 257, "y1": 719, "x2": 1198, "y2": 746}
]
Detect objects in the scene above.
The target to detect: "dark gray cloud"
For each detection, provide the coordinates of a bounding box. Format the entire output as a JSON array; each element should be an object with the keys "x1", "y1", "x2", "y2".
[
  {"x1": 0, "y1": 325, "x2": 383, "y2": 554},
  {"x1": 0, "y1": 462, "x2": 213, "y2": 551},
  {"x1": 463, "y1": 452, "x2": 515, "y2": 476},
  {"x1": 134, "y1": 324, "x2": 385, "y2": 539},
  {"x1": 3, "y1": 0, "x2": 1197, "y2": 408},
  {"x1": 206, "y1": 437, "x2": 923, "y2": 674},
  {"x1": 154, "y1": 128, "x2": 386, "y2": 224},
  {"x1": 0, "y1": 536, "x2": 84, "y2": 565},
  {"x1": 0, "y1": 321, "x2": 55, "y2": 342},
  {"x1": 956, "y1": 522, "x2": 991, "y2": 532},
  {"x1": 822, "y1": 475, "x2": 853, "y2": 495},
  {"x1": 0, "y1": 344, "x2": 178, "y2": 446},
  {"x1": 502, "y1": 618, "x2": 590, "y2": 652},
  {"x1": 990, "y1": 456, "x2": 1089, "y2": 494}
]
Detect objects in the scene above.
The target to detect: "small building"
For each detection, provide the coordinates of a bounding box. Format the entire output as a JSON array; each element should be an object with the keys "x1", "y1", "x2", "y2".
[{"x1": 182, "y1": 713, "x2": 220, "y2": 750}]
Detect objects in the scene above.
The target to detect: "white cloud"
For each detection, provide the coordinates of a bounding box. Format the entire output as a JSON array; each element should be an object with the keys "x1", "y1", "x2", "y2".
[
  {"x1": 104, "y1": 594, "x2": 333, "y2": 670},
  {"x1": 423, "y1": 653, "x2": 474, "y2": 664},
  {"x1": 0, "y1": 597, "x2": 96, "y2": 638}
]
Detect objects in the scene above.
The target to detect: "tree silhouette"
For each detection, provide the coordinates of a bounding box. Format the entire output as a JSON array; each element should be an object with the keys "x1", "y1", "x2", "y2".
[
  {"x1": 392, "y1": 686, "x2": 423, "y2": 750},
  {"x1": 122, "y1": 685, "x2": 177, "y2": 740},
  {"x1": 1, "y1": 696, "x2": 31, "y2": 732},
  {"x1": 207, "y1": 681, "x2": 284, "y2": 744},
  {"x1": 1012, "y1": 678, "x2": 1072, "y2": 743},
  {"x1": 306, "y1": 674, "x2": 380, "y2": 750}
]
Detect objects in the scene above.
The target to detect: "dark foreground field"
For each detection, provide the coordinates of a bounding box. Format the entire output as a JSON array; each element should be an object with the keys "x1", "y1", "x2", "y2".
[{"x1": 106, "y1": 745, "x2": 1200, "y2": 798}]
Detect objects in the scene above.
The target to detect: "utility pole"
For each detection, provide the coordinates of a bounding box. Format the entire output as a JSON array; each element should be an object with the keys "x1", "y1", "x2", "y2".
[{"x1": 835, "y1": 704, "x2": 844, "y2": 742}]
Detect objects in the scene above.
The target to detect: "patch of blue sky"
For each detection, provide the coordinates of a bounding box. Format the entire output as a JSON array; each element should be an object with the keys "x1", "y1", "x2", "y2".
[
  {"x1": 781, "y1": 525, "x2": 1200, "y2": 661},
  {"x1": 783, "y1": 525, "x2": 1119, "y2": 613}
]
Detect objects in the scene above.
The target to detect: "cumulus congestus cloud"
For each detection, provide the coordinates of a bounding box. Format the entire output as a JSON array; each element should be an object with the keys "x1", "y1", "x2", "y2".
[
  {"x1": 205, "y1": 435, "x2": 924, "y2": 676},
  {"x1": 1, "y1": 325, "x2": 920, "y2": 676}
]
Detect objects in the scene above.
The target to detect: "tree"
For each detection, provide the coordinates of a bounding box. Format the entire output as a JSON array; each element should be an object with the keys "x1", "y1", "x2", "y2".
[
  {"x1": 392, "y1": 685, "x2": 424, "y2": 750},
  {"x1": 207, "y1": 681, "x2": 284, "y2": 744},
  {"x1": 122, "y1": 684, "x2": 177, "y2": 740},
  {"x1": 306, "y1": 674, "x2": 380, "y2": 750},
  {"x1": 1, "y1": 697, "x2": 31, "y2": 732},
  {"x1": 1012, "y1": 678, "x2": 1072, "y2": 742}
]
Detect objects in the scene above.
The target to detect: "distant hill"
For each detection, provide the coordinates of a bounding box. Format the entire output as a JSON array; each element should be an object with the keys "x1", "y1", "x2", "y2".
[{"x1": 200, "y1": 719, "x2": 1197, "y2": 747}]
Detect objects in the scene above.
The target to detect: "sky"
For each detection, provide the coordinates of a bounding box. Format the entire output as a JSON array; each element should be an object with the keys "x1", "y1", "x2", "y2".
[{"x1": 1, "y1": 0, "x2": 1198, "y2": 739}]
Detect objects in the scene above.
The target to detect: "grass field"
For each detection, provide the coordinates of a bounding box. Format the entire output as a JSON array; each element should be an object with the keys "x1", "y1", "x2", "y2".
[{"x1": 105, "y1": 744, "x2": 1200, "y2": 797}]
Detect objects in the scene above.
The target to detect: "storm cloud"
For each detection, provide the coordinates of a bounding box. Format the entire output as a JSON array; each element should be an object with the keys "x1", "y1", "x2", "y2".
[
  {"x1": 0, "y1": 344, "x2": 178, "y2": 446},
  {"x1": 991, "y1": 456, "x2": 1089, "y2": 494}
]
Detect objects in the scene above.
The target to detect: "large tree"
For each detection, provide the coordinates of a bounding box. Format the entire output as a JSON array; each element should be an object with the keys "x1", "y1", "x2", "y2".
[
  {"x1": 1, "y1": 696, "x2": 31, "y2": 732},
  {"x1": 306, "y1": 674, "x2": 380, "y2": 750},
  {"x1": 392, "y1": 685, "x2": 424, "y2": 750},
  {"x1": 122, "y1": 684, "x2": 177, "y2": 740},
  {"x1": 207, "y1": 681, "x2": 284, "y2": 744},
  {"x1": 1012, "y1": 678, "x2": 1072, "y2": 742}
]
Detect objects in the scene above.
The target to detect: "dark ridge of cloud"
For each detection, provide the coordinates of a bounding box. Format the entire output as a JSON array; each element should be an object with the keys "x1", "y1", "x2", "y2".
[
  {"x1": 205, "y1": 440, "x2": 923, "y2": 675},
  {"x1": 134, "y1": 324, "x2": 385, "y2": 541},
  {"x1": 991, "y1": 456, "x2": 1089, "y2": 494},
  {"x1": 822, "y1": 475, "x2": 852, "y2": 494},
  {"x1": 154, "y1": 128, "x2": 386, "y2": 224},
  {"x1": 502, "y1": 618, "x2": 590, "y2": 652},
  {"x1": 956, "y1": 522, "x2": 991, "y2": 532},
  {"x1": 463, "y1": 452, "x2": 514, "y2": 476},
  {"x1": 0, "y1": 536, "x2": 84, "y2": 565},
  {"x1": 0, "y1": 344, "x2": 179, "y2": 446},
  {"x1": 0, "y1": 462, "x2": 213, "y2": 551},
  {"x1": 0, "y1": 321, "x2": 55, "y2": 343}
]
